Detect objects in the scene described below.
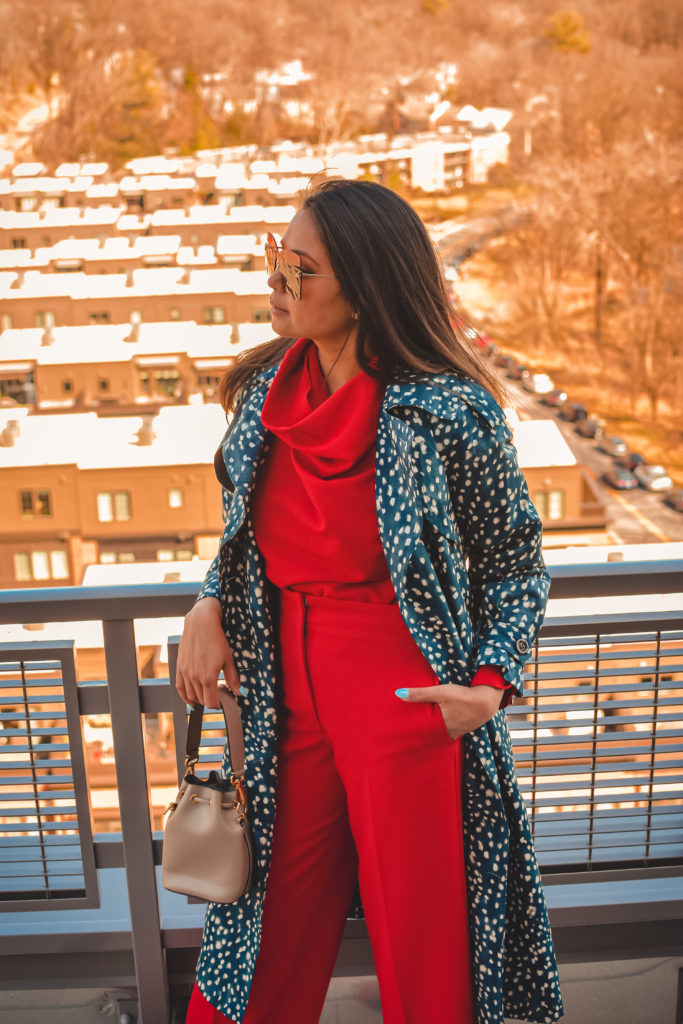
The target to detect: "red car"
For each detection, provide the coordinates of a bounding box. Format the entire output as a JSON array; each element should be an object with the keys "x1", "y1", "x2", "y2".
[{"x1": 603, "y1": 467, "x2": 638, "y2": 490}]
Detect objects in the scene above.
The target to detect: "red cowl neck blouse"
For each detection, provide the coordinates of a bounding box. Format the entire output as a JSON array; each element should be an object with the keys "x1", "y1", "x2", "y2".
[{"x1": 250, "y1": 336, "x2": 509, "y2": 701}]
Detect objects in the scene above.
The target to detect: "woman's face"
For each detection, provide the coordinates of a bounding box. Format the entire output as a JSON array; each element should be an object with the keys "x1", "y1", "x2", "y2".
[{"x1": 268, "y1": 209, "x2": 355, "y2": 346}]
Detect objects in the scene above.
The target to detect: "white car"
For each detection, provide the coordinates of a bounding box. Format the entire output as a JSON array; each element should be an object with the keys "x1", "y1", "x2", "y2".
[
  {"x1": 522, "y1": 372, "x2": 554, "y2": 395},
  {"x1": 633, "y1": 464, "x2": 674, "y2": 491}
]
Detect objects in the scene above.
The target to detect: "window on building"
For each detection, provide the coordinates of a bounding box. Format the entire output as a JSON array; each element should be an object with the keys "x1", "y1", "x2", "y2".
[
  {"x1": 50, "y1": 550, "x2": 69, "y2": 579},
  {"x1": 99, "y1": 552, "x2": 116, "y2": 564},
  {"x1": 534, "y1": 489, "x2": 566, "y2": 521},
  {"x1": 97, "y1": 491, "x2": 131, "y2": 522},
  {"x1": 13, "y1": 550, "x2": 70, "y2": 582},
  {"x1": 88, "y1": 312, "x2": 111, "y2": 325},
  {"x1": 98, "y1": 378, "x2": 110, "y2": 392},
  {"x1": 252, "y1": 309, "x2": 271, "y2": 323},
  {"x1": 20, "y1": 490, "x2": 52, "y2": 517},
  {"x1": 197, "y1": 373, "x2": 221, "y2": 398},
  {"x1": 168, "y1": 488, "x2": 184, "y2": 509},
  {"x1": 118, "y1": 552, "x2": 135, "y2": 563},
  {"x1": 156, "y1": 548, "x2": 194, "y2": 562},
  {"x1": 18, "y1": 196, "x2": 38, "y2": 211},
  {"x1": 153, "y1": 369, "x2": 179, "y2": 397},
  {"x1": 11, "y1": 238, "x2": 26, "y2": 249},
  {"x1": 0, "y1": 313, "x2": 13, "y2": 331},
  {"x1": 31, "y1": 551, "x2": 50, "y2": 580},
  {"x1": 13, "y1": 552, "x2": 31, "y2": 581},
  {"x1": 35, "y1": 310, "x2": 56, "y2": 328},
  {"x1": 169, "y1": 307, "x2": 181, "y2": 321},
  {"x1": 62, "y1": 379, "x2": 73, "y2": 393},
  {"x1": 203, "y1": 305, "x2": 226, "y2": 325}
]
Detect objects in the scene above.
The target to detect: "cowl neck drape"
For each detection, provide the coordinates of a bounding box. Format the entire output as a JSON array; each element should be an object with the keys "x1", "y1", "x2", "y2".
[{"x1": 251, "y1": 336, "x2": 396, "y2": 602}]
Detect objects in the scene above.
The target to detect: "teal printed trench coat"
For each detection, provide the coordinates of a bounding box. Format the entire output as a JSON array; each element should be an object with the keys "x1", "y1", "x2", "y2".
[{"x1": 192, "y1": 358, "x2": 564, "y2": 1024}]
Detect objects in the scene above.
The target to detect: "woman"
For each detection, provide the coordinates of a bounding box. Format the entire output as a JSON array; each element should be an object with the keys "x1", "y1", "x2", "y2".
[{"x1": 176, "y1": 178, "x2": 564, "y2": 1024}]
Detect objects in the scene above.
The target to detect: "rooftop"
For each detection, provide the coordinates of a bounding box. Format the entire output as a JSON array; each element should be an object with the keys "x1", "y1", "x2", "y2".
[
  {"x1": 0, "y1": 320, "x2": 273, "y2": 367},
  {"x1": 0, "y1": 265, "x2": 270, "y2": 299},
  {"x1": 0, "y1": 403, "x2": 229, "y2": 468}
]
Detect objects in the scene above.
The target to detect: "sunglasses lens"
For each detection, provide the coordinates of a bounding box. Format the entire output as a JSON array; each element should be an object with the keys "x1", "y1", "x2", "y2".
[
  {"x1": 279, "y1": 259, "x2": 301, "y2": 300},
  {"x1": 264, "y1": 234, "x2": 302, "y2": 300}
]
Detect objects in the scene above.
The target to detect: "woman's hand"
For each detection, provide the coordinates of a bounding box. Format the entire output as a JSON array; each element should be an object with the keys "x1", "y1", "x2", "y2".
[
  {"x1": 176, "y1": 597, "x2": 241, "y2": 709},
  {"x1": 395, "y1": 683, "x2": 502, "y2": 739}
]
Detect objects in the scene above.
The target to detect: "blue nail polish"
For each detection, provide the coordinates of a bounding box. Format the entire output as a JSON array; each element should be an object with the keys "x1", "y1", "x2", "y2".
[
  {"x1": 239, "y1": 685, "x2": 248, "y2": 697},
  {"x1": 395, "y1": 688, "x2": 409, "y2": 699}
]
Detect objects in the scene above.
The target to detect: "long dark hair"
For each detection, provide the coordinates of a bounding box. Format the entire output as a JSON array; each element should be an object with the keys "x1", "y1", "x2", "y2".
[{"x1": 219, "y1": 178, "x2": 505, "y2": 411}]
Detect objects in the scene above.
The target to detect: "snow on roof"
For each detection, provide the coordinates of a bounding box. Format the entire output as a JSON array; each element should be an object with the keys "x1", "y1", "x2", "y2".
[
  {"x1": 116, "y1": 213, "x2": 151, "y2": 232},
  {"x1": 149, "y1": 204, "x2": 229, "y2": 227},
  {"x1": 227, "y1": 204, "x2": 295, "y2": 225},
  {"x1": 0, "y1": 320, "x2": 274, "y2": 366},
  {"x1": 0, "y1": 206, "x2": 123, "y2": 230},
  {"x1": 456, "y1": 104, "x2": 512, "y2": 132},
  {"x1": 0, "y1": 266, "x2": 269, "y2": 300},
  {"x1": 268, "y1": 177, "x2": 309, "y2": 196},
  {"x1": 215, "y1": 234, "x2": 261, "y2": 256},
  {"x1": 0, "y1": 249, "x2": 42, "y2": 270},
  {"x1": 177, "y1": 245, "x2": 217, "y2": 266},
  {"x1": 82, "y1": 558, "x2": 212, "y2": 586},
  {"x1": 0, "y1": 402, "x2": 229, "y2": 469},
  {"x1": 214, "y1": 164, "x2": 251, "y2": 191},
  {"x1": 28, "y1": 235, "x2": 181, "y2": 263},
  {"x1": 119, "y1": 174, "x2": 195, "y2": 193},
  {"x1": 195, "y1": 162, "x2": 220, "y2": 180},
  {"x1": 12, "y1": 162, "x2": 47, "y2": 177},
  {"x1": 125, "y1": 156, "x2": 181, "y2": 176},
  {"x1": 86, "y1": 183, "x2": 120, "y2": 199},
  {"x1": 55, "y1": 162, "x2": 109, "y2": 177},
  {"x1": 7, "y1": 177, "x2": 69, "y2": 195},
  {"x1": 509, "y1": 418, "x2": 577, "y2": 469}
]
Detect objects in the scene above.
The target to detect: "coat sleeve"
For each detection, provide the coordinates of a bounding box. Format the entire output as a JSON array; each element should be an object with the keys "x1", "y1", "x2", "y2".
[
  {"x1": 194, "y1": 393, "x2": 245, "y2": 606},
  {"x1": 445, "y1": 396, "x2": 550, "y2": 698},
  {"x1": 194, "y1": 472, "x2": 232, "y2": 604}
]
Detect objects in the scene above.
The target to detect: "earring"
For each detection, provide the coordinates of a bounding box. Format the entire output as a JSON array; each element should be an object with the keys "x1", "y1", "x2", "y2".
[{"x1": 352, "y1": 311, "x2": 360, "y2": 320}]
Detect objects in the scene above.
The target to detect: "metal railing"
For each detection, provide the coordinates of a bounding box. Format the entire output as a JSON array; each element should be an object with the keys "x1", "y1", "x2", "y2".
[{"x1": 0, "y1": 560, "x2": 681, "y2": 1023}]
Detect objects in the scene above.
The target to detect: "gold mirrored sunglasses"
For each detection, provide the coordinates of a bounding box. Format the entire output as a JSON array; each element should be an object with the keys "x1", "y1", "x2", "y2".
[{"x1": 265, "y1": 232, "x2": 335, "y2": 301}]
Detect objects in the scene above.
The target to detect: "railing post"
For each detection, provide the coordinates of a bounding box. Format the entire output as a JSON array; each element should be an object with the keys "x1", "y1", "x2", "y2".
[{"x1": 104, "y1": 619, "x2": 170, "y2": 1024}]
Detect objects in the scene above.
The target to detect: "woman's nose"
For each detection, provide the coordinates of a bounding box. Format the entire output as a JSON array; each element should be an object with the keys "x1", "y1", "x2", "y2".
[{"x1": 268, "y1": 269, "x2": 284, "y2": 290}]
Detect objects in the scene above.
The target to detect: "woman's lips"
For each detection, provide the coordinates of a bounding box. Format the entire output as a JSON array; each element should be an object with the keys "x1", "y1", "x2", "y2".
[{"x1": 270, "y1": 303, "x2": 288, "y2": 315}]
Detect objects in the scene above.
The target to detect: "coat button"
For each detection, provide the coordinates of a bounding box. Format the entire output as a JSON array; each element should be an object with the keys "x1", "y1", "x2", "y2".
[{"x1": 515, "y1": 638, "x2": 530, "y2": 655}]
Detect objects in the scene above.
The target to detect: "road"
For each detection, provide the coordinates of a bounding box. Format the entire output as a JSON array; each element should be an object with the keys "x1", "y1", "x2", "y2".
[{"x1": 507, "y1": 378, "x2": 683, "y2": 545}]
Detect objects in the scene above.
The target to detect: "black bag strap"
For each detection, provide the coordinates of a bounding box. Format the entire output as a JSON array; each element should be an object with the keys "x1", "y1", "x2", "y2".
[{"x1": 184, "y1": 685, "x2": 245, "y2": 779}]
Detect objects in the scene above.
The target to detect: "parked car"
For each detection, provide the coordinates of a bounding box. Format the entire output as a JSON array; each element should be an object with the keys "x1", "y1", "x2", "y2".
[
  {"x1": 633, "y1": 464, "x2": 674, "y2": 492},
  {"x1": 598, "y1": 435, "x2": 629, "y2": 457},
  {"x1": 541, "y1": 388, "x2": 568, "y2": 407},
  {"x1": 603, "y1": 467, "x2": 639, "y2": 490},
  {"x1": 507, "y1": 363, "x2": 530, "y2": 380},
  {"x1": 575, "y1": 417, "x2": 604, "y2": 440},
  {"x1": 616, "y1": 451, "x2": 647, "y2": 472},
  {"x1": 475, "y1": 334, "x2": 497, "y2": 358},
  {"x1": 522, "y1": 372, "x2": 555, "y2": 395},
  {"x1": 495, "y1": 354, "x2": 517, "y2": 372},
  {"x1": 559, "y1": 402, "x2": 588, "y2": 422},
  {"x1": 662, "y1": 489, "x2": 683, "y2": 512}
]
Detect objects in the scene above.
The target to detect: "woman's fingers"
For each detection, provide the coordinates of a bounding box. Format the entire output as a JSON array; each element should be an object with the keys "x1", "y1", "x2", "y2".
[{"x1": 394, "y1": 685, "x2": 445, "y2": 703}]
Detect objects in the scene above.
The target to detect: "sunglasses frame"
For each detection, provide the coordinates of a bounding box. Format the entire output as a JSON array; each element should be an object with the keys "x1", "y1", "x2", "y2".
[{"x1": 265, "y1": 232, "x2": 335, "y2": 301}]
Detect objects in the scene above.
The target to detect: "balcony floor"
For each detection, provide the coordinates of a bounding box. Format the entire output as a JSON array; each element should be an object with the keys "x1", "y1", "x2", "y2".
[{"x1": 1, "y1": 957, "x2": 681, "y2": 1023}]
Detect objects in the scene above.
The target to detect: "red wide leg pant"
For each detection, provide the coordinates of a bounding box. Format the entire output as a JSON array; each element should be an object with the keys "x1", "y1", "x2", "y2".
[{"x1": 187, "y1": 591, "x2": 475, "y2": 1024}]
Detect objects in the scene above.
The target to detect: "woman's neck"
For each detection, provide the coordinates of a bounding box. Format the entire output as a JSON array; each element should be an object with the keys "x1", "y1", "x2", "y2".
[{"x1": 312, "y1": 333, "x2": 361, "y2": 394}]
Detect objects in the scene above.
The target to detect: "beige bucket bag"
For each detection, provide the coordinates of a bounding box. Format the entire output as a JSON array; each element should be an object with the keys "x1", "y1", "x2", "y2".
[{"x1": 162, "y1": 685, "x2": 255, "y2": 903}]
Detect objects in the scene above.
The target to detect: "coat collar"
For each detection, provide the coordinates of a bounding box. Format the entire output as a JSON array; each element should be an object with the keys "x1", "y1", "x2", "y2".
[
  {"x1": 220, "y1": 359, "x2": 507, "y2": 512},
  {"x1": 253, "y1": 361, "x2": 506, "y2": 427}
]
